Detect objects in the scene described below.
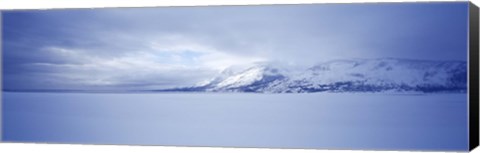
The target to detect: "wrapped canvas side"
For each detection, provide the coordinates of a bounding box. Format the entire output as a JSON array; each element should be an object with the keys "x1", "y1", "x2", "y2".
[{"x1": 469, "y1": 2, "x2": 480, "y2": 151}]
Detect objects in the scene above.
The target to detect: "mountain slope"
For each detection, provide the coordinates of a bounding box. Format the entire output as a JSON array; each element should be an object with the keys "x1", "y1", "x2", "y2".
[
  {"x1": 201, "y1": 63, "x2": 288, "y2": 92},
  {"x1": 274, "y1": 58, "x2": 467, "y2": 93},
  {"x1": 171, "y1": 58, "x2": 467, "y2": 93}
]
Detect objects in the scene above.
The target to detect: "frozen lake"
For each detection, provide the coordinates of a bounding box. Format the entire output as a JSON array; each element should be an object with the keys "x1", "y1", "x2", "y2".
[{"x1": 2, "y1": 92, "x2": 468, "y2": 151}]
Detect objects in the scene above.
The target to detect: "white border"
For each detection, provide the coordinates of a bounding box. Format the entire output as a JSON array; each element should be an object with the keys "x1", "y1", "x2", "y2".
[
  {"x1": 0, "y1": 0, "x2": 478, "y2": 153},
  {"x1": 0, "y1": 0, "x2": 469, "y2": 10}
]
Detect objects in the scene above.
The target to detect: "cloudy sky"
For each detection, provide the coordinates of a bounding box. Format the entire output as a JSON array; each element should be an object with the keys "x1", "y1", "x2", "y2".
[{"x1": 2, "y1": 2, "x2": 469, "y2": 90}]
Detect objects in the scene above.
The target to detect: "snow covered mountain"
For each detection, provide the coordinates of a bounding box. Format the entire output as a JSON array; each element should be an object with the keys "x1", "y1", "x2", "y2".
[
  {"x1": 202, "y1": 63, "x2": 289, "y2": 92},
  {"x1": 169, "y1": 58, "x2": 467, "y2": 93}
]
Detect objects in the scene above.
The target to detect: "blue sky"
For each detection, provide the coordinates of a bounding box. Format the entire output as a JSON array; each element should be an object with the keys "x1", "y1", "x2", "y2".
[{"x1": 2, "y1": 2, "x2": 469, "y2": 90}]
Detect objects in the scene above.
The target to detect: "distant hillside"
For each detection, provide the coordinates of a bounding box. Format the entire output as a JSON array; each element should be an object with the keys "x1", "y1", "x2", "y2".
[{"x1": 168, "y1": 58, "x2": 467, "y2": 93}]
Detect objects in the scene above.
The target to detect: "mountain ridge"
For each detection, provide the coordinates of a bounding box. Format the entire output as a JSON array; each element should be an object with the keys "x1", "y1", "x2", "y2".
[
  {"x1": 171, "y1": 58, "x2": 467, "y2": 93},
  {"x1": 6, "y1": 58, "x2": 466, "y2": 93}
]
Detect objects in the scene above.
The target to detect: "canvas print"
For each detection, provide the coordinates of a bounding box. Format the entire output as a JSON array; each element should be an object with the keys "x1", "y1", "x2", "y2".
[{"x1": 1, "y1": 2, "x2": 477, "y2": 151}]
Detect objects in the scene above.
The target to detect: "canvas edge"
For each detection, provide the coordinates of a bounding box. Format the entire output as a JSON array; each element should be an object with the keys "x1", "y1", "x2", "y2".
[
  {"x1": 0, "y1": 10, "x2": 3, "y2": 142},
  {"x1": 469, "y1": 1, "x2": 479, "y2": 152},
  {"x1": 0, "y1": 1, "x2": 470, "y2": 12}
]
